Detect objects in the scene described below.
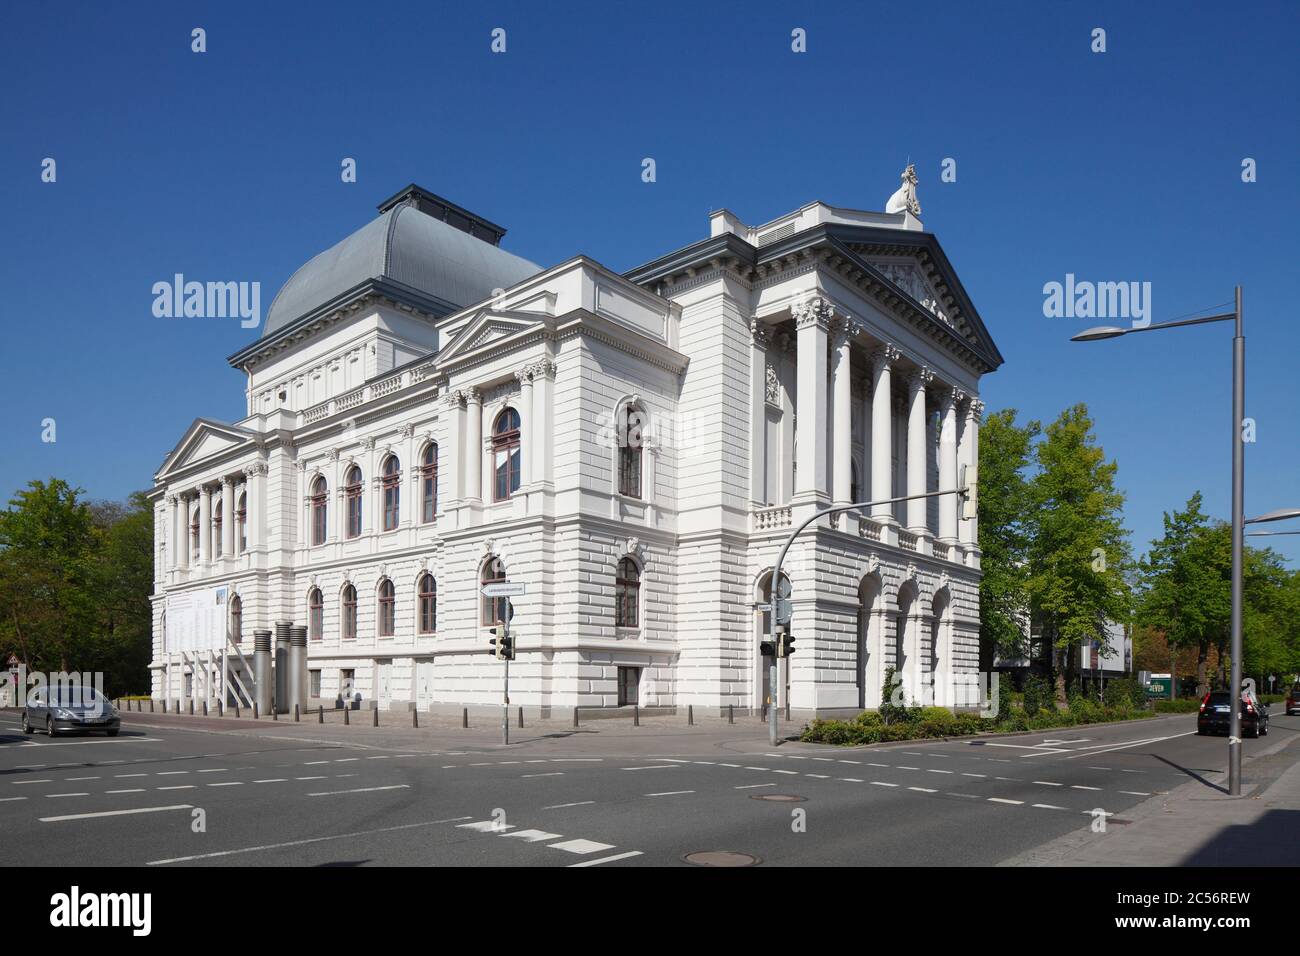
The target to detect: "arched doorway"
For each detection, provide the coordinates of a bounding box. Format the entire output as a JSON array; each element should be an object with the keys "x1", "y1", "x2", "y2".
[
  {"x1": 929, "y1": 588, "x2": 953, "y2": 708},
  {"x1": 754, "y1": 569, "x2": 792, "y2": 714},
  {"x1": 857, "y1": 574, "x2": 884, "y2": 708},
  {"x1": 895, "y1": 579, "x2": 921, "y2": 704}
]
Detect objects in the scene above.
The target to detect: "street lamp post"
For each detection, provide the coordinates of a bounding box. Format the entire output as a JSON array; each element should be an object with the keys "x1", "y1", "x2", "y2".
[{"x1": 1071, "y1": 287, "x2": 1246, "y2": 794}]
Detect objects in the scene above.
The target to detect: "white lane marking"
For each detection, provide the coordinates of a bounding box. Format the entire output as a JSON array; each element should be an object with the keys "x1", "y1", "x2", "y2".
[
  {"x1": 961, "y1": 772, "x2": 986, "y2": 777},
  {"x1": 304, "y1": 761, "x2": 330, "y2": 766},
  {"x1": 334, "y1": 758, "x2": 360, "y2": 763},
  {"x1": 208, "y1": 782, "x2": 243, "y2": 787},
  {"x1": 105, "y1": 789, "x2": 145, "y2": 794},
  {"x1": 621, "y1": 765, "x2": 679, "y2": 771},
  {"x1": 42, "y1": 804, "x2": 192, "y2": 823},
  {"x1": 908, "y1": 787, "x2": 938, "y2": 793},
  {"x1": 158, "y1": 785, "x2": 195, "y2": 791},
  {"x1": 1063, "y1": 732, "x2": 1196, "y2": 759},
  {"x1": 458, "y1": 821, "x2": 516, "y2": 833},
  {"x1": 21, "y1": 738, "x2": 162, "y2": 748},
  {"x1": 988, "y1": 797, "x2": 1024, "y2": 805},
  {"x1": 13, "y1": 779, "x2": 52, "y2": 785},
  {"x1": 197, "y1": 769, "x2": 228, "y2": 774},
  {"x1": 1033, "y1": 803, "x2": 1067, "y2": 810},
  {"x1": 501, "y1": 829, "x2": 563, "y2": 842},
  {"x1": 1071, "y1": 785, "x2": 1102, "y2": 791},
  {"x1": 114, "y1": 774, "x2": 147, "y2": 778},
  {"x1": 254, "y1": 779, "x2": 287, "y2": 784},
  {"x1": 838, "y1": 760, "x2": 861, "y2": 765},
  {"x1": 980, "y1": 742, "x2": 1071, "y2": 754},
  {"x1": 805, "y1": 774, "x2": 830, "y2": 779},
  {"x1": 927, "y1": 769, "x2": 953, "y2": 775},
  {"x1": 543, "y1": 801, "x2": 595, "y2": 809},
  {"x1": 568, "y1": 850, "x2": 643, "y2": 867},
  {"x1": 839, "y1": 778, "x2": 865, "y2": 783},
  {"x1": 948, "y1": 793, "x2": 980, "y2": 799},
  {"x1": 1033, "y1": 781, "x2": 1064, "y2": 786},
  {"x1": 549, "y1": 838, "x2": 615, "y2": 855},
  {"x1": 147, "y1": 816, "x2": 475, "y2": 864},
  {"x1": 66, "y1": 776, "x2": 100, "y2": 781},
  {"x1": 871, "y1": 781, "x2": 898, "y2": 788},
  {"x1": 367, "y1": 756, "x2": 390, "y2": 760},
  {"x1": 811, "y1": 757, "x2": 834, "y2": 762},
  {"x1": 295, "y1": 776, "x2": 326, "y2": 781},
  {"x1": 646, "y1": 790, "x2": 695, "y2": 797},
  {"x1": 719, "y1": 763, "x2": 741, "y2": 768},
  {"x1": 735, "y1": 783, "x2": 776, "y2": 789},
  {"x1": 1087, "y1": 766, "x2": 1112, "y2": 771},
  {"x1": 157, "y1": 771, "x2": 189, "y2": 776},
  {"x1": 1120, "y1": 790, "x2": 1152, "y2": 796},
  {"x1": 660, "y1": 759, "x2": 692, "y2": 763},
  {"x1": 866, "y1": 762, "x2": 890, "y2": 768},
  {"x1": 522, "y1": 772, "x2": 564, "y2": 778},
  {"x1": 47, "y1": 792, "x2": 89, "y2": 798},
  {"x1": 773, "y1": 770, "x2": 798, "y2": 775},
  {"x1": 693, "y1": 761, "x2": 716, "y2": 765},
  {"x1": 307, "y1": 785, "x2": 410, "y2": 797}
]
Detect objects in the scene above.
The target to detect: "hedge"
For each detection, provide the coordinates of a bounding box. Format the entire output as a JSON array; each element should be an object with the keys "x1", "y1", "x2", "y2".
[{"x1": 801, "y1": 702, "x2": 1155, "y2": 745}]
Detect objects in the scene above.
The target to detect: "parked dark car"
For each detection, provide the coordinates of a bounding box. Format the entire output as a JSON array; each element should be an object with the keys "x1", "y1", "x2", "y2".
[
  {"x1": 1286, "y1": 684, "x2": 1300, "y2": 717},
  {"x1": 22, "y1": 686, "x2": 120, "y2": 737},
  {"x1": 1197, "y1": 690, "x2": 1268, "y2": 738}
]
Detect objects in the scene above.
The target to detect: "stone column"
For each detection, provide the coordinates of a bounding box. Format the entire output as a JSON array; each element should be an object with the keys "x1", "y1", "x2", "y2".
[
  {"x1": 243, "y1": 463, "x2": 265, "y2": 551},
  {"x1": 515, "y1": 369, "x2": 533, "y2": 487},
  {"x1": 221, "y1": 478, "x2": 236, "y2": 558},
  {"x1": 962, "y1": 399, "x2": 983, "y2": 548},
  {"x1": 831, "y1": 320, "x2": 854, "y2": 508},
  {"x1": 905, "y1": 367, "x2": 933, "y2": 534},
  {"x1": 464, "y1": 387, "x2": 483, "y2": 502},
  {"x1": 869, "y1": 345, "x2": 900, "y2": 523},
  {"x1": 939, "y1": 387, "x2": 964, "y2": 543},
  {"x1": 174, "y1": 495, "x2": 189, "y2": 569},
  {"x1": 198, "y1": 486, "x2": 212, "y2": 565},
  {"x1": 859, "y1": 377, "x2": 872, "y2": 502},
  {"x1": 749, "y1": 320, "x2": 771, "y2": 507},
  {"x1": 793, "y1": 297, "x2": 831, "y2": 502},
  {"x1": 401, "y1": 423, "x2": 416, "y2": 527},
  {"x1": 532, "y1": 360, "x2": 555, "y2": 487},
  {"x1": 442, "y1": 391, "x2": 464, "y2": 504},
  {"x1": 331, "y1": 451, "x2": 344, "y2": 542}
]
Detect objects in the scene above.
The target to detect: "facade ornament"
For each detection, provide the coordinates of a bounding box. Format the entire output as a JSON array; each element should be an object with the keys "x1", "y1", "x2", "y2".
[
  {"x1": 885, "y1": 163, "x2": 921, "y2": 218},
  {"x1": 943, "y1": 387, "x2": 967, "y2": 410},
  {"x1": 360, "y1": 436, "x2": 376, "y2": 451},
  {"x1": 620, "y1": 537, "x2": 646, "y2": 560},
  {"x1": 532, "y1": 358, "x2": 556, "y2": 380},
  {"x1": 765, "y1": 362, "x2": 781, "y2": 406},
  {"x1": 791, "y1": 295, "x2": 834, "y2": 329},
  {"x1": 870, "y1": 344, "x2": 901, "y2": 375},
  {"x1": 905, "y1": 561, "x2": 918, "y2": 583},
  {"x1": 514, "y1": 367, "x2": 533, "y2": 385},
  {"x1": 906, "y1": 366, "x2": 934, "y2": 394},
  {"x1": 938, "y1": 571, "x2": 951, "y2": 592},
  {"x1": 866, "y1": 553, "x2": 881, "y2": 576},
  {"x1": 328, "y1": 447, "x2": 341, "y2": 461},
  {"x1": 400, "y1": 423, "x2": 416, "y2": 438},
  {"x1": 749, "y1": 318, "x2": 771, "y2": 350},
  {"x1": 441, "y1": 390, "x2": 464, "y2": 410},
  {"x1": 464, "y1": 386, "x2": 482, "y2": 405},
  {"x1": 967, "y1": 398, "x2": 985, "y2": 421}
]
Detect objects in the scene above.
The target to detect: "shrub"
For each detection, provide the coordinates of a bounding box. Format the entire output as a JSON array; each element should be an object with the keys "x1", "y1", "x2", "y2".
[
  {"x1": 854, "y1": 710, "x2": 883, "y2": 727},
  {"x1": 1023, "y1": 675, "x2": 1048, "y2": 716},
  {"x1": 879, "y1": 667, "x2": 905, "y2": 725},
  {"x1": 995, "y1": 672, "x2": 1015, "y2": 723}
]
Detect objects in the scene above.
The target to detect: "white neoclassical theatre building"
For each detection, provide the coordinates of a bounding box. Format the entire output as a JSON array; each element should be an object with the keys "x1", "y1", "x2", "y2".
[{"x1": 149, "y1": 172, "x2": 1004, "y2": 717}]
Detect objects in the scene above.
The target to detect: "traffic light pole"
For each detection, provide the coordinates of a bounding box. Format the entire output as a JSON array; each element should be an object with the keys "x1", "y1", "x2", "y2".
[
  {"x1": 501, "y1": 616, "x2": 510, "y2": 747},
  {"x1": 767, "y1": 482, "x2": 972, "y2": 746}
]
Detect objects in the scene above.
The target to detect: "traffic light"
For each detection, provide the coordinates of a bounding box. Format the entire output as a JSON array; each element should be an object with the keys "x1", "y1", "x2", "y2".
[
  {"x1": 488, "y1": 625, "x2": 514, "y2": 661},
  {"x1": 775, "y1": 624, "x2": 795, "y2": 658},
  {"x1": 759, "y1": 640, "x2": 776, "y2": 657},
  {"x1": 959, "y1": 464, "x2": 978, "y2": 522}
]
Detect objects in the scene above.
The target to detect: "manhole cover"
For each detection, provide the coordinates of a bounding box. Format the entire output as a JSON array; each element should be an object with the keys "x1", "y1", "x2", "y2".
[
  {"x1": 749, "y1": 793, "x2": 807, "y2": 802},
  {"x1": 683, "y1": 850, "x2": 761, "y2": 867}
]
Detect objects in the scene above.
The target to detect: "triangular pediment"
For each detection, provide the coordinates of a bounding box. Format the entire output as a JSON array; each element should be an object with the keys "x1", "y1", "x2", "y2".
[
  {"x1": 866, "y1": 258, "x2": 962, "y2": 333},
  {"x1": 436, "y1": 308, "x2": 549, "y2": 366},
  {"x1": 157, "y1": 418, "x2": 256, "y2": 478}
]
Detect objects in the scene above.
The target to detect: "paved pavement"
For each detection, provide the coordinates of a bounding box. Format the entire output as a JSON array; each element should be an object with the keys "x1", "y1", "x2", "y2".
[{"x1": 2, "y1": 706, "x2": 1295, "y2": 866}]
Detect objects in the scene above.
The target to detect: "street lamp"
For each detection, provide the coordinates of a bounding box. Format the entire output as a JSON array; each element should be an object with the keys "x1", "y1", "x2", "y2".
[{"x1": 1071, "y1": 287, "x2": 1246, "y2": 794}]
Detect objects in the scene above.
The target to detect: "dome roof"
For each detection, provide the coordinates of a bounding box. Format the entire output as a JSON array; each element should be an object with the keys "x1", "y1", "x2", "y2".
[{"x1": 262, "y1": 193, "x2": 541, "y2": 339}]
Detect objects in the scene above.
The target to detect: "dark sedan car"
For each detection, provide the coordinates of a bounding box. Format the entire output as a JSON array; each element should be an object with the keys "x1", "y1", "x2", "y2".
[
  {"x1": 22, "y1": 686, "x2": 120, "y2": 737},
  {"x1": 1286, "y1": 684, "x2": 1299, "y2": 717},
  {"x1": 1197, "y1": 690, "x2": 1268, "y2": 738}
]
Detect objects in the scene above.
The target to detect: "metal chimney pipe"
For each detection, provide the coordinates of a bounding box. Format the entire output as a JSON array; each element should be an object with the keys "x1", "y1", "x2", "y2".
[
  {"x1": 288, "y1": 625, "x2": 307, "y2": 715},
  {"x1": 274, "y1": 621, "x2": 291, "y2": 714},
  {"x1": 252, "y1": 629, "x2": 273, "y2": 717}
]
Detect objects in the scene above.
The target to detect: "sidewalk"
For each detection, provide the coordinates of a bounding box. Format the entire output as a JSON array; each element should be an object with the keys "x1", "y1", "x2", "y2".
[{"x1": 1001, "y1": 731, "x2": 1300, "y2": 866}]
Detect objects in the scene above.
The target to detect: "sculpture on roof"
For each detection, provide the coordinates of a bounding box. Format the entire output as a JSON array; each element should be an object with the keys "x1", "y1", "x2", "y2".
[{"x1": 885, "y1": 163, "x2": 921, "y2": 218}]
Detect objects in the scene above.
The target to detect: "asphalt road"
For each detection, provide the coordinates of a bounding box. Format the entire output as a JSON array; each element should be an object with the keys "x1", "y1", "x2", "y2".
[{"x1": 1, "y1": 707, "x2": 1295, "y2": 867}]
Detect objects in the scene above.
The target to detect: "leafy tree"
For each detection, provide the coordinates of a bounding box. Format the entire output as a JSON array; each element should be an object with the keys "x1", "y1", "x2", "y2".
[
  {"x1": 1025, "y1": 405, "x2": 1132, "y2": 707},
  {"x1": 977, "y1": 409, "x2": 1040, "y2": 665}
]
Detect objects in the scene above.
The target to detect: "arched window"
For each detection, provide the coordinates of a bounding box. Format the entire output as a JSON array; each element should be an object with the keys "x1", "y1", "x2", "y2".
[
  {"x1": 850, "y1": 461, "x2": 861, "y2": 504},
  {"x1": 492, "y1": 408, "x2": 522, "y2": 501},
  {"x1": 213, "y1": 501, "x2": 223, "y2": 558},
  {"x1": 420, "y1": 443, "x2": 438, "y2": 523},
  {"x1": 617, "y1": 404, "x2": 644, "y2": 498},
  {"x1": 344, "y1": 466, "x2": 363, "y2": 538},
  {"x1": 481, "y1": 558, "x2": 508, "y2": 625},
  {"x1": 615, "y1": 557, "x2": 640, "y2": 628},
  {"x1": 230, "y1": 594, "x2": 242, "y2": 644},
  {"x1": 190, "y1": 507, "x2": 200, "y2": 559},
  {"x1": 236, "y1": 491, "x2": 247, "y2": 553},
  {"x1": 382, "y1": 457, "x2": 401, "y2": 531},
  {"x1": 341, "y1": 584, "x2": 357, "y2": 641},
  {"x1": 418, "y1": 573, "x2": 437, "y2": 634},
  {"x1": 377, "y1": 579, "x2": 395, "y2": 636},
  {"x1": 310, "y1": 476, "x2": 328, "y2": 546},
  {"x1": 308, "y1": 587, "x2": 323, "y2": 641}
]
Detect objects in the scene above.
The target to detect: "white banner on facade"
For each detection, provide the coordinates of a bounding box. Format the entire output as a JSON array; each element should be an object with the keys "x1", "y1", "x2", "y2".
[{"x1": 166, "y1": 586, "x2": 229, "y2": 653}]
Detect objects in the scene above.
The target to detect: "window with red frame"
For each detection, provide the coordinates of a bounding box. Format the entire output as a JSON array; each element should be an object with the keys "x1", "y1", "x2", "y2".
[
  {"x1": 418, "y1": 573, "x2": 437, "y2": 633},
  {"x1": 492, "y1": 408, "x2": 522, "y2": 501},
  {"x1": 308, "y1": 587, "x2": 323, "y2": 641},
  {"x1": 420, "y1": 443, "x2": 438, "y2": 522},
  {"x1": 344, "y1": 466, "x2": 363, "y2": 538},
  {"x1": 382, "y1": 457, "x2": 401, "y2": 530},
  {"x1": 341, "y1": 584, "x2": 357, "y2": 640},
  {"x1": 310, "y1": 476, "x2": 328, "y2": 545},
  {"x1": 481, "y1": 558, "x2": 508, "y2": 625},
  {"x1": 377, "y1": 579, "x2": 395, "y2": 636}
]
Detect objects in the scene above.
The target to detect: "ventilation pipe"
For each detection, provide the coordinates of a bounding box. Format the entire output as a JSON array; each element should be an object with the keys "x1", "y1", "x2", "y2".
[
  {"x1": 288, "y1": 625, "x2": 307, "y2": 715},
  {"x1": 252, "y1": 630, "x2": 273, "y2": 716},
  {"x1": 274, "y1": 621, "x2": 291, "y2": 714}
]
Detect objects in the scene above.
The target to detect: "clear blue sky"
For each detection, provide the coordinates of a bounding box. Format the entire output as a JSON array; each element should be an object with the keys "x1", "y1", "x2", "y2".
[{"x1": 2, "y1": 0, "x2": 1297, "y2": 563}]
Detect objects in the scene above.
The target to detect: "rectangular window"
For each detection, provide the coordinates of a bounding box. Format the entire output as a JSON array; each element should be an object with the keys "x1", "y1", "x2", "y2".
[
  {"x1": 346, "y1": 490, "x2": 362, "y2": 538},
  {"x1": 617, "y1": 667, "x2": 640, "y2": 707},
  {"x1": 618, "y1": 445, "x2": 642, "y2": 498},
  {"x1": 309, "y1": 669, "x2": 321, "y2": 698}
]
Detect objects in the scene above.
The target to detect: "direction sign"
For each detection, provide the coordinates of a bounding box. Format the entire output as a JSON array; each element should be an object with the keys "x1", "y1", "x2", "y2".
[{"x1": 481, "y1": 582, "x2": 527, "y2": 598}]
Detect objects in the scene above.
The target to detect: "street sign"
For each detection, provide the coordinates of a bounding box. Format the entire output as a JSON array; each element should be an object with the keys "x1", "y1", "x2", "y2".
[
  {"x1": 481, "y1": 582, "x2": 527, "y2": 598},
  {"x1": 1145, "y1": 673, "x2": 1173, "y2": 700},
  {"x1": 775, "y1": 577, "x2": 792, "y2": 600},
  {"x1": 6, "y1": 654, "x2": 19, "y2": 667},
  {"x1": 774, "y1": 598, "x2": 792, "y2": 624},
  {"x1": 755, "y1": 603, "x2": 772, "y2": 613}
]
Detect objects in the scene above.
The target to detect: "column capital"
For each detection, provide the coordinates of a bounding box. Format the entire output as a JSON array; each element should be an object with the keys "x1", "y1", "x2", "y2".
[
  {"x1": 749, "y1": 318, "x2": 772, "y2": 350},
  {"x1": 966, "y1": 397, "x2": 985, "y2": 421},
  {"x1": 792, "y1": 295, "x2": 834, "y2": 330},
  {"x1": 242, "y1": 462, "x2": 268, "y2": 478},
  {"x1": 514, "y1": 367, "x2": 534, "y2": 385},
  {"x1": 463, "y1": 386, "x2": 482, "y2": 406},
  {"x1": 221, "y1": 475, "x2": 237, "y2": 488},
  {"x1": 441, "y1": 389, "x2": 464, "y2": 410},
  {"x1": 905, "y1": 366, "x2": 934, "y2": 395},
  {"x1": 530, "y1": 358, "x2": 556, "y2": 381},
  {"x1": 870, "y1": 344, "x2": 901, "y2": 375},
  {"x1": 941, "y1": 387, "x2": 967, "y2": 411}
]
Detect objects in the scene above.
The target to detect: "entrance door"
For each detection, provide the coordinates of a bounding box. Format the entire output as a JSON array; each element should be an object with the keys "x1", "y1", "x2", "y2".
[
  {"x1": 376, "y1": 659, "x2": 392, "y2": 706},
  {"x1": 416, "y1": 659, "x2": 434, "y2": 705},
  {"x1": 617, "y1": 667, "x2": 640, "y2": 706}
]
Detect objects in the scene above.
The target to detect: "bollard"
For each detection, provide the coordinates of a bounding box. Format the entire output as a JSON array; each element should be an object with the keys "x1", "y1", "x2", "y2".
[
  {"x1": 273, "y1": 706, "x2": 278, "y2": 721},
  {"x1": 319, "y1": 705, "x2": 324, "y2": 724},
  {"x1": 373, "y1": 707, "x2": 378, "y2": 727},
  {"x1": 234, "y1": 702, "x2": 240, "y2": 718},
  {"x1": 688, "y1": 704, "x2": 694, "y2": 726},
  {"x1": 729, "y1": 703, "x2": 734, "y2": 724},
  {"x1": 344, "y1": 706, "x2": 350, "y2": 726},
  {"x1": 518, "y1": 706, "x2": 523, "y2": 729},
  {"x1": 189, "y1": 699, "x2": 194, "y2": 715},
  {"x1": 785, "y1": 700, "x2": 790, "y2": 722},
  {"x1": 634, "y1": 705, "x2": 640, "y2": 727},
  {"x1": 202, "y1": 700, "x2": 208, "y2": 717},
  {"x1": 462, "y1": 708, "x2": 468, "y2": 729},
  {"x1": 294, "y1": 703, "x2": 300, "y2": 723},
  {"x1": 253, "y1": 701, "x2": 259, "y2": 719},
  {"x1": 218, "y1": 701, "x2": 224, "y2": 717},
  {"x1": 572, "y1": 707, "x2": 579, "y2": 728},
  {"x1": 412, "y1": 709, "x2": 418, "y2": 728},
  {"x1": 151, "y1": 699, "x2": 155, "y2": 713},
  {"x1": 161, "y1": 699, "x2": 167, "y2": 714}
]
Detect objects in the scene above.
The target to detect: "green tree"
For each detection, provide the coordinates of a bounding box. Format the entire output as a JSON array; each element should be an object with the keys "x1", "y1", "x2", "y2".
[
  {"x1": 977, "y1": 409, "x2": 1040, "y2": 665},
  {"x1": 1025, "y1": 405, "x2": 1132, "y2": 707}
]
